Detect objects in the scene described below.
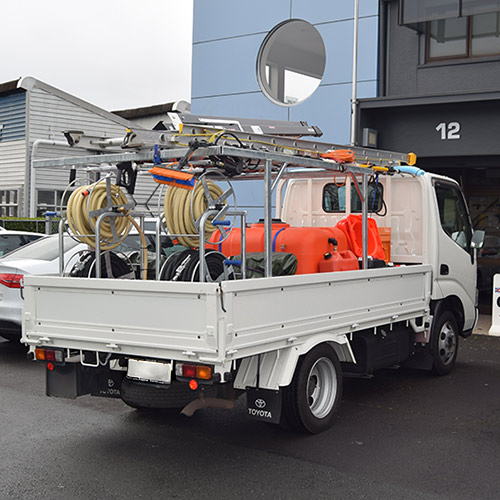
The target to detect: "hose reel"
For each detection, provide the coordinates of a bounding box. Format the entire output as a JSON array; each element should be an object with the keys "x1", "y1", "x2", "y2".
[
  {"x1": 66, "y1": 178, "x2": 133, "y2": 250},
  {"x1": 163, "y1": 173, "x2": 236, "y2": 248},
  {"x1": 65, "y1": 177, "x2": 149, "y2": 280}
]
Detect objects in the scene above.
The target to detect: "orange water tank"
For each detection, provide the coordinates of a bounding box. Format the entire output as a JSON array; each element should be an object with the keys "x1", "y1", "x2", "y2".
[{"x1": 208, "y1": 223, "x2": 349, "y2": 274}]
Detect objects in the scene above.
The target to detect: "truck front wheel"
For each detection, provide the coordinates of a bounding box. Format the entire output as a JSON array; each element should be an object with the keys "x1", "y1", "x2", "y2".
[
  {"x1": 431, "y1": 310, "x2": 459, "y2": 376},
  {"x1": 282, "y1": 344, "x2": 342, "y2": 434}
]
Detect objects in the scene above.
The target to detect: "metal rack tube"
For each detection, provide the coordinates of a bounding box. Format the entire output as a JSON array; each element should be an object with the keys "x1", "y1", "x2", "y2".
[
  {"x1": 156, "y1": 217, "x2": 163, "y2": 280},
  {"x1": 264, "y1": 159, "x2": 272, "y2": 277},
  {"x1": 95, "y1": 212, "x2": 124, "y2": 278},
  {"x1": 362, "y1": 172, "x2": 368, "y2": 269},
  {"x1": 198, "y1": 209, "x2": 248, "y2": 282},
  {"x1": 58, "y1": 218, "x2": 66, "y2": 276}
]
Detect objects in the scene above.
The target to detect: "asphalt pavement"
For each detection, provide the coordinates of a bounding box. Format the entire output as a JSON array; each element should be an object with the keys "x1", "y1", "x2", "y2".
[{"x1": 1, "y1": 333, "x2": 500, "y2": 500}]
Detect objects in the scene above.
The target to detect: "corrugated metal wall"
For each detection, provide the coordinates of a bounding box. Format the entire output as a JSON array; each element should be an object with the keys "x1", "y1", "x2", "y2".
[
  {"x1": 0, "y1": 92, "x2": 26, "y2": 211},
  {"x1": 28, "y1": 86, "x2": 130, "y2": 191},
  {"x1": 0, "y1": 140, "x2": 26, "y2": 188},
  {"x1": 27, "y1": 86, "x2": 159, "y2": 215},
  {"x1": 0, "y1": 92, "x2": 26, "y2": 141}
]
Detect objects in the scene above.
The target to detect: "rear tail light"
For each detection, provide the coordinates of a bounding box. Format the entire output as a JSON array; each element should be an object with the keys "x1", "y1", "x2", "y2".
[
  {"x1": 175, "y1": 363, "x2": 213, "y2": 381},
  {"x1": 35, "y1": 348, "x2": 65, "y2": 364},
  {"x1": 0, "y1": 273, "x2": 23, "y2": 289}
]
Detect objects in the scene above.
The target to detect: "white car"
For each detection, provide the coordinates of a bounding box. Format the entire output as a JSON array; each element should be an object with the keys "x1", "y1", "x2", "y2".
[
  {"x1": 0, "y1": 229, "x2": 44, "y2": 257},
  {"x1": 0, "y1": 235, "x2": 87, "y2": 341},
  {"x1": 0, "y1": 231, "x2": 173, "y2": 341}
]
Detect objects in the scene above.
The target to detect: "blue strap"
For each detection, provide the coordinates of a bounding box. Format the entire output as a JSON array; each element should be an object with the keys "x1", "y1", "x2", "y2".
[
  {"x1": 272, "y1": 227, "x2": 286, "y2": 252},
  {"x1": 371, "y1": 174, "x2": 379, "y2": 213},
  {"x1": 224, "y1": 259, "x2": 242, "y2": 266},
  {"x1": 153, "y1": 145, "x2": 162, "y2": 165}
]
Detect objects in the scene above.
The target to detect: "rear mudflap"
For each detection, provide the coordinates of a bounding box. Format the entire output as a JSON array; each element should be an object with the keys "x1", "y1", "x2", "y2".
[
  {"x1": 46, "y1": 363, "x2": 125, "y2": 399},
  {"x1": 246, "y1": 387, "x2": 282, "y2": 424}
]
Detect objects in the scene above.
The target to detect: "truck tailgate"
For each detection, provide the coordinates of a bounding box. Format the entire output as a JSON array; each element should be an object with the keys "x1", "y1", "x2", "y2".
[{"x1": 22, "y1": 276, "x2": 221, "y2": 360}]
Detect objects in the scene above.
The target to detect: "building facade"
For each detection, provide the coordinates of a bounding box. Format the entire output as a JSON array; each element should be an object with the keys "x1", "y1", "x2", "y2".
[
  {"x1": 0, "y1": 77, "x2": 134, "y2": 217},
  {"x1": 359, "y1": 0, "x2": 500, "y2": 297},
  {"x1": 191, "y1": 0, "x2": 500, "y2": 297},
  {"x1": 191, "y1": 0, "x2": 380, "y2": 143}
]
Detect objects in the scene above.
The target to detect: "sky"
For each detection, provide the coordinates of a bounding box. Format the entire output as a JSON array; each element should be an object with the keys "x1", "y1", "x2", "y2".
[{"x1": 1, "y1": 0, "x2": 193, "y2": 111}]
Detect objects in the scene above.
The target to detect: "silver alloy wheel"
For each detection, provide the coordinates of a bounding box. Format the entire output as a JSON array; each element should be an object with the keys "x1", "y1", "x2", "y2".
[
  {"x1": 306, "y1": 356, "x2": 338, "y2": 419},
  {"x1": 438, "y1": 321, "x2": 457, "y2": 366}
]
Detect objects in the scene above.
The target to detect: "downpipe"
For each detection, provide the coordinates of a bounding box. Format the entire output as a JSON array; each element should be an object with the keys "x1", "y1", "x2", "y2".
[
  {"x1": 181, "y1": 395, "x2": 235, "y2": 417},
  {"x1": 30, "y1": 139, "x2": 70, "y2": 218}
]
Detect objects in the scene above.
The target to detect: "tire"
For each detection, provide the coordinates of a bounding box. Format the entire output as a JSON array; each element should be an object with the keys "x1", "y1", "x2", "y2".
[
  {"x1": 431, "y1": 310, "x2": 459, "y2": 376},
  {"x1": 120, "y1": 377, "x2": 217, "y2": 410},
  {"x1": 282, "y1": 344, "x2": 342, "y2": 434}
]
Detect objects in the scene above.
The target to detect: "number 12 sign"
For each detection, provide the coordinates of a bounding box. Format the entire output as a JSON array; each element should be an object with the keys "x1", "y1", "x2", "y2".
[{"x1": 436, "y1": 122, "x2": 461, "y2": 140}]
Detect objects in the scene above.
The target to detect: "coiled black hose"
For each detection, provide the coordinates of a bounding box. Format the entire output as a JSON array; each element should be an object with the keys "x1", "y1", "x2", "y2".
[
  {"x1": 69, "y1": 251, "x2": 134, "y2": 279},
  {"x1": 160, "y1": 249, "x2": 230, "y2": 282}
]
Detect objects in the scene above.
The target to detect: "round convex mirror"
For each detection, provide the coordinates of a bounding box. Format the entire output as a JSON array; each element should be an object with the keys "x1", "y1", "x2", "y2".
[{"x1": 257, "y1": 19, "x2": 326, "y2": 106}]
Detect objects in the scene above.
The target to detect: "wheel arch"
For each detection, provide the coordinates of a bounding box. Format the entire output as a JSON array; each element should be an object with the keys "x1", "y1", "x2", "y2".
[
  {"x1": 233, "y1": 334, "x2": 355, "y2": 391},
  {"x1": 431, "y1": 296, "x2": 465, "y2": 335}
]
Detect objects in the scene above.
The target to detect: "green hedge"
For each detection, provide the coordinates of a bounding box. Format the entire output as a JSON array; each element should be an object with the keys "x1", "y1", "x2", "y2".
[{"x1": 0, "y1": 217, "x2": 60, "y2": 234}]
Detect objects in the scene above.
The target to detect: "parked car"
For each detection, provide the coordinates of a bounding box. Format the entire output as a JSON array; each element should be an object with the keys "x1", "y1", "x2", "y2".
[
  {"x1": 0, "y1": 231, "x2": 172, "y2": 341},
  {"x1": 0, "y1": 229, "x2": 44, "y2": 258}
]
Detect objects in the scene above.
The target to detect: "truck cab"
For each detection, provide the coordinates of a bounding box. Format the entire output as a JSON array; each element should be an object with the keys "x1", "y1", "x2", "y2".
[{"x1": 278, "y1": 171, "x2": 480, "y2": 338}]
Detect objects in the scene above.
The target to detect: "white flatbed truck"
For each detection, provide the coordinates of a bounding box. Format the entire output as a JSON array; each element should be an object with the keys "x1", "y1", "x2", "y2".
[{"x1": 21, "y1": 119, "x2": 484, "y2": 433}]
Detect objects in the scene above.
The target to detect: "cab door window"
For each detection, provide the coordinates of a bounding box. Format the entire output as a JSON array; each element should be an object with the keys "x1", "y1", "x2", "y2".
[{"x1": 434, "y1": 181, "x2": 473, "y2": 255}]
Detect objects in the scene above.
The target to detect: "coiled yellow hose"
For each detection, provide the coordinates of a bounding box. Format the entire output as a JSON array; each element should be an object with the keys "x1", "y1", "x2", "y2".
[
  {"x1": 164, "y1": 180, "x2": 223, "y2": 248},
  {"x1": 66, "y1": 182, "x2": 131, "y2": 250}
]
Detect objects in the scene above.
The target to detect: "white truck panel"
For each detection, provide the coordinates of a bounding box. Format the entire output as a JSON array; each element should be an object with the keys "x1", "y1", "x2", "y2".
[
  {"x1": 222, "y1": 265, "x2": 432, "y2": 356},
  {"x1": 22, "y1": 277, "x2": 221, "y2": 359},
  {"x1": 23, "y1": 266, "x2": 432, "y2": 372}
]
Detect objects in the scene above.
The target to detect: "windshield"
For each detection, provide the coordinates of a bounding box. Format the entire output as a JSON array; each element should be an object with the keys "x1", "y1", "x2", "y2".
[{"x1": 1, "y1": 235, "x2": 82, "y2": 261}]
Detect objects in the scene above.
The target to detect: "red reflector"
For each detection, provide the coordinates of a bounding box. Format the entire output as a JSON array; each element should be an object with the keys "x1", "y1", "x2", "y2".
[
  {"x1": 183, "y1": 364, "x2": 196, "y2": 378},
  {"x1": 47, "y1": 362, "x2": 55, "y2": 371},
  {"x1": 45, "y1": 350, "x2": 56, "y2": 362},
  {"x1": 0, "y1": 273, "x2": 23, "y2": 289},
  {"x1": 189, "y1": 379, "x2": 198, "y2": 390}
]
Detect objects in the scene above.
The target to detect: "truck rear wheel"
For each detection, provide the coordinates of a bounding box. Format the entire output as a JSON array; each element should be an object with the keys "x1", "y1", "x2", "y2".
[
  {"x1": 431, "y1": 310, "x2": 459, "y2": 376},
  {"x1": 282, "y1": 344, "x2": 342, "y2": 434}
]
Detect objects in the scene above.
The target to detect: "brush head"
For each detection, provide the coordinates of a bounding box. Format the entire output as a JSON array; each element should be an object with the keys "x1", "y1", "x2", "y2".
[{"x1": 149, "y1": 167, "x2": 196, "y2": 190}]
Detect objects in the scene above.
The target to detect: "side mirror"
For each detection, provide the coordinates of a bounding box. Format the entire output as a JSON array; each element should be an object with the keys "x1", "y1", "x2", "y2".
[{"x1": 471, "y1": 230, "x2": 485, "y2": 249}]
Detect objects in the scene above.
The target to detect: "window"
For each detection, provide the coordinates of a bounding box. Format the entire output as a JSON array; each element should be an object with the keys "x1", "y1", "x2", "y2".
[
  {"x1": 0, "y1": 190, "x2": 19, "y2": 217},
  {"x1": 323, "y1": 182, "x2": 384, "y2": 214},
  {"x1": 401, "y1": 0, "x2": 500, "y2": 24},
  {"x1": 427, "y1": 12, "x2": 500, "y2": 60},
  {"x1": 472, "y1": 12, "x2": 500, "y2": 55},
  {"x1": 0, "y1": 234, "x2": 43, "y2": 257},
  {"x1": 434, "y1": 181, "x2": 473, "y2": 254},
  {"x1": 37, "y1": 189, "x2": 65, "y2": 216},
  {"x1": 1, "y1": 235, "x2": 80, "y2": 261}
]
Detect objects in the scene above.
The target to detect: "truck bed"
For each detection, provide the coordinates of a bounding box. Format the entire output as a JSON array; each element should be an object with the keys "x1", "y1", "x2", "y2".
[{"x1": 22, "y1": 265, "x2": 432, "y2": 369}]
